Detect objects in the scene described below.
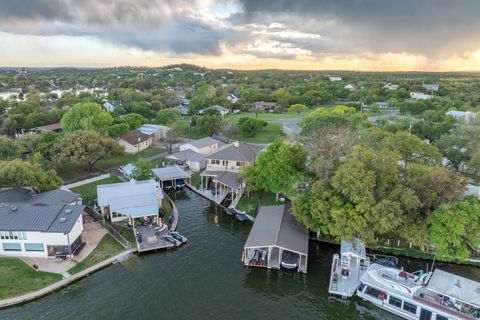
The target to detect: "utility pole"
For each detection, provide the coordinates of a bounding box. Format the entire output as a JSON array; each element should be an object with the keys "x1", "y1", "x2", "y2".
[{"x1": 189, "y1": 118, "x2": 192, "y2": 141}]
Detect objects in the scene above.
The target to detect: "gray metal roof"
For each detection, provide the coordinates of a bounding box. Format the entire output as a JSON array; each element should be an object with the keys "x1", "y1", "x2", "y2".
[
  {"x1": 213, "y1": 171, "x2": 242, "y2": 189},
  {"x1": 187, "y1": 137, "x2": 223, "y2": 149},
  {"x1": 244, "y1": 205, "x2": 309, "y2": 256},
  {"x1": 166, "y1": 149, "x2": 205, "y2": 163},
  {"x1": 0, "y1": 187, "x2": 36, "y2": 203},
  {"x1": 206, "y1": 143, "x2": 262, "y2": 162},
  {"x1": 97, "y1": 180, "x2": 161, "y2": 218},
  {"x1": 152, "y1": 165, "x2": 191, "y2": 181},
  {"x1": 26, "y1": 189, "x2": 80, "y2": 205},
  {"x1": 427, "y1": 269, "x2": 480, "y2": 308},
  {"x1": 0, "y1": 203, "x2": 84, "y2": 233}
]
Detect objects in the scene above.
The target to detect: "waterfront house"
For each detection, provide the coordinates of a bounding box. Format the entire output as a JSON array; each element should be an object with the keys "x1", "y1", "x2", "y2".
[
  {"x1": 410, "y1": 92, "x2": 433, "y2": 100},
  {"x1": 242, "y1": 204, "x2": 309, "y2": 273},
  {"x1": 152, "y1": 165, "x2": 191, "y2": 190},
  {"x1": 96, "y1": 180, "x2": 163, "y2": 223},
  {"x1": 118, "y1": 129, "x2": 154, "y2": 154},
  {"x1": 179, "y1": 137, "x2": 224, "y2": 155},
  {"x1": 200, "y1": 141, "x2": 262, "y2": 207},
  {"x1": 0, "y1": 187, "x2": 84, "y2": 258}
]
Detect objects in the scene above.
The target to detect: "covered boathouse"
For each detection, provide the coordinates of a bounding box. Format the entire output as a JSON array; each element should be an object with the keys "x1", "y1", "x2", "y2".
[{"x1": 242, "y1": 204, "x2": 309, "y2": 273}]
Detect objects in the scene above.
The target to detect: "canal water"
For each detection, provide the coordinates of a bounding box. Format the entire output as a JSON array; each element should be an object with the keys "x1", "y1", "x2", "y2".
[{"x1": 1, "y1": 189, "x2": 479, "y2": 320}]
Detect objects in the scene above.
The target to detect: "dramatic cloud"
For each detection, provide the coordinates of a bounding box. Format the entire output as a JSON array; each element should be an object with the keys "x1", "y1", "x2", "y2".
[{"x1": 0, "y1": 0, "x2": 480, "y2": 70}]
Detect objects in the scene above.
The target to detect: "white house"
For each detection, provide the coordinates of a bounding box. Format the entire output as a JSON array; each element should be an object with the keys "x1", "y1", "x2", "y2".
[
  {"x1": 344, "y1": 83, "x2": 360, "y2": 91},
  {"x1": 118, "y1": 129, "x2": 154, "y2": 154},
  {"x1": 445, "y1": 110, "x2": 477, "y2": 123},
  {"x1": 138, "y1": 124, "x2": 170, "y2": 141},
  {"x1": 0, "y1": 188, "x2": 85, "y2": 258},
  {"x1": 179, "y1": 137, "x2": 224, "y2": 155},
  {"x1": 410, "y1": 92, "x2": 433, "y2": 100},
  {"x1": 199, "y1": 105, "x2": 229, "y2": 116},
  {"x1": 204, "y1": 141, "x2": 262, "y2": 172},
  {"x1": 228, "y1": 94, "x2": 239, "y2": 104},
  {"x1": 102, "y1": 100, "x2": 122, "y2": 113},
  {"x1": 423, "y1": 83, "x2": 440, "y2": 91},
  {"x1": 383, "y1": 83, "x2": 399, "y2": 90},
  {"x1": 329, "y1": 76, "x2": 342, "y2": 82},
  {"x1": 97, "y1": 180, "x2": 163, "y2": 223}
]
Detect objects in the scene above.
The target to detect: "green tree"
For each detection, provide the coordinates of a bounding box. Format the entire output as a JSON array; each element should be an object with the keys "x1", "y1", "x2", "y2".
[
  {"x1": 156, "y1": 108, "x2": 180, "y2": 125},
  {"x1": 52, "y1": 130, "x2": 122, "y2": 172},
  {"x1": 159, "y1": 125, "x2": 179, "y2": 154},
  {"x1": 288, "y1": 104, "x2": 309, "y2": 115},
  {"x1": 36, "y1": 131, "x2": 60, "y2": 159},
  {"x1": 0, "y1": 136, "x2": 19, "y2": 160},
  {"x1": 435, "y1": 134, "x2": 470, "y2": 171},
  {"x1": 131, "y1": 158, "x2": 153, "y2": 180},
  {"x1": 292, "y1": 146, "x2": 418, "y2": 243},
  {"x1": 124, "y1": 113, "x2": 145, "y2": 129},
  {"x1": 15, "y1": 134, "x2": 38, "y2": 155},
  {"x1": 428, "y1": 197, "x2": 480, "y2": 259},
  {"x1": 380, "y1": 131, "x2": 442, "y2": 165},
  {"x1": 106, "y1": 123, "x2": 130, "y2": 138},
  {"x1": 238, "y1": 117, "x2": 267, "y2": 137},
  {"x1": 197, "y1": 115, "x2": 224, "y2": 136},
  {"x1": 0, "y1": 159, "x2": 62, "y2": 191},
  {"x1": 242, "y1": 141, "x2": 308, "y2": 198},
  {"x1": 61, "y1": 102, "x2": 113, "y2": 132}
]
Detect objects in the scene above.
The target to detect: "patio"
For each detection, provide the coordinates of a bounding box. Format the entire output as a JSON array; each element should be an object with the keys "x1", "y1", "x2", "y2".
[{"x1": 135, "y1": 224, "x2": 174, "y2": 252}]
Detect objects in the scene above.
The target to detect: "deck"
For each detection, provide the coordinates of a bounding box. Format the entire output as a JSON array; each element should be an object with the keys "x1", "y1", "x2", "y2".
[
  {"x1": 135, "y1": 225, "x2": 174, "y2": 253},
  {"x1": 329, "y1": 254, "x2": 366, "y2": 298}
]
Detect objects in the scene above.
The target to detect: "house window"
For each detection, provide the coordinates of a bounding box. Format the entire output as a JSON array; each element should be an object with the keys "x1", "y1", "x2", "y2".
[
  {"x1": 112, "y1": 212, "x2": 125, "y2": 219},
  {"x1": 25, "y1": 243, "x2": 44, "y2": 252},
  {"x1": 403, "y1": 302, "x2": 417, "y2": 314},
  {"x1": 0, "y1": 231, "x2": 26, "y2": 240},
  {"x1": 236, "y1": 161, "x2": 242, "y2": 167},
  {"x1": 388, "y1": 296, "x2": 402, "y2": 308},
  {"x1": 3, "y1": 243, "x2": 22, "y2": 251},
  {"x1": 435, "y1": 316, "x2": 448, "y2": 320},
  {"x1": 419, "y1": 309, "x2": 432, "y2": 320},
  {"x1": 364, "y1": 286, "x2": 385, "y2": 300},
  {"x1": 222, "y1": 160, "x2": 228, "y2": 166},
  {"x1": 211, "y1": 160, "x2": 220, "y2": 165}
]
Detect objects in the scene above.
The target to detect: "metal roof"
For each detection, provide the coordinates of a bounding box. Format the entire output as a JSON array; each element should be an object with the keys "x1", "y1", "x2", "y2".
[
  {"x1": 152, "y1": 165, "x2": 191, "y2": 181},
  {"x1": 244, "y1": 205, "x2": 309, "y2": 256},
  {"x1": 97, "y1": 180, "x2": 161, "y2": 218},
  {"x1": 205, "y1": 142, "x2": 262, "y2": 163},
  {"x1": 0, "y1": 187, "x2": 36, "y2": 202},
  {"x1": 427, "y1": 269, "x2": 480, "y2": 308},
  {"x1": 138, "y1": 124, "x2": 169, "y2": 136},
  {"x1": 166, "y1": 149, "x2": 205, "y2": 163},
  {"x1": 213, "y1": 171, "x2": 242, "y2": 189},
  {"x1": 0, "y1": 203, "x2": 84, "y2": 233},
  {"x1": 26, "y1": 189, "x2": 80, "y2": 205}
]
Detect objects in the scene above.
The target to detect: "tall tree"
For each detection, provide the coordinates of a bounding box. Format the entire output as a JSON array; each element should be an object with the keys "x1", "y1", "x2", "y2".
[
  {"x1": 0, "y1": 136, "x2": 19, "y2": 160},
  {"x1": 238, "y1": 117, "x2": 267, "y2": 137},
  {"x1": 52, "y1": 130, "x2": 122, "y2": 172},
  {"x1": 61, "y1": 102, "x2": 113, "y2": 132},
  {"x1": 242, "y1": 141, "x2": 308, "y2": 198},
  {"x1": 123, "y1": 113, "x2": 145, "y2": 129},
  {"x1": 197, "y1": 115, "x2": 224, "y2": 136},
  {"x1": 380, "y1": 131, "x2": 442, "y2": 165},
  {"x1": 0, "y1": 159, "x2": 62, "y2": 191},
  {"x1": 156, "y1": 108, "x2": 180, "y2": 125},
  {"x1": 288, "y1": 104, "x2": 309, "y2": 115},
  {"x1": 131, "y1": 158, "x2": 153, "y2": 180},
  {"x1": 428, "y1": 197, "x2": 480, "y2": 259}
]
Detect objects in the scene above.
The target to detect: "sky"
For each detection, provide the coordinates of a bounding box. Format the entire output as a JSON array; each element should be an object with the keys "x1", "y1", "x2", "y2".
[{"x1": 1, "y1": 0, "x2": 480, "y2": 71}]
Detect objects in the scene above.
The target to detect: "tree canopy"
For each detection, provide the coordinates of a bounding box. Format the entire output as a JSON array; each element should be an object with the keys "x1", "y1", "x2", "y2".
[
  {"x1": 61, "y1": 102, "x2": 113, "y2": 132},
  {"x1": 0, "y1": 159, "x2": 62, "y2": 191},
  {"x1": 238, "y1": 117, "x2": 267, "y2": 137},
  {"x1": 156, "y1": 108, "x2": 180, "y2": 125}
]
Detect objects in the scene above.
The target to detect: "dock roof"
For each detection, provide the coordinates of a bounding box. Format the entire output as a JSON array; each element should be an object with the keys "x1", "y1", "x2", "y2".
[
  {"x1": 152, "y1": 165, "x2": 191, "y2": 181},
  {"x1": 427, "y1": 269, "x2": 480, "y2": 308},
  {"x1": 244, "y1": 204, "x2": 309, "y2": 256}
]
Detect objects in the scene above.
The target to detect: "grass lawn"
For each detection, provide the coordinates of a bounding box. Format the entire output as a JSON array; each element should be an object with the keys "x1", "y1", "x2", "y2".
[
  {"x1": 57, "y1": 147, "x2": 166, "y2": 181},
  {"x1": 111, "y1": 224, "x2": 136, "y2": 244},
  {"x1": 236, "y1": 191, "x2": 283, "y2": 216},
  {"x1": 0, "y1": 258, "x2": 62, "y2": 299},
  {"x1": 68, "y1": 234, "x2": 125, "y2": 275},
  {"x1": 176, "y1": 119, "x2": 208, "y2": 139},
  {"x1": 225, "y1": 111, "x2": 312, "y2": 122},
  {"x1": 229, "y1": 123, "x2": 285, "y2": 143},
  {"x1": 70, "y1": 176, "x2": 122, "y2": 206}
]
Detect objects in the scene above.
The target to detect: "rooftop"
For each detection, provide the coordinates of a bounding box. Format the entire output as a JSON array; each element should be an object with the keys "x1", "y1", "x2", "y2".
[
  {"x1": 120, "y1": 129, "x2": 152, "y2": 145},
  {"x1": 138, "y1": 124, "x2": 169, "y2": 136},
  {"x1": 35, "y1": 122, "x2": 62, "y2": 131},
  {"x1": 166, "y1": 149, "x2": 205, "y2": 163},
  {"x1": 244, "y1": 204, "x2": 309, "y2": 256},
  {"x1": 213, "y1": 171, "x2": 243, "y2": 189},
  {"x1": 206, "y1": 142, "x2": 262, "y2": 163},
  {"x1": 0, "y1": 203, "x2": 84, "y2": 233},
  {"x1": 0, "y1": 187, "x2": 80, "y2": 205},
  {"x1": 152, "y1": 165, "x2": 191, "y2": 181},
  {"x1": 186, "y1": 137, "x2": 223, "y2": 149}
]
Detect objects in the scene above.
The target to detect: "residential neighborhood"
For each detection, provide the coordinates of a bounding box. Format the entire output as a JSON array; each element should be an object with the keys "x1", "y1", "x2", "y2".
[{"x1": 1, "y1": 1, "x2": 480, "y2": 319}]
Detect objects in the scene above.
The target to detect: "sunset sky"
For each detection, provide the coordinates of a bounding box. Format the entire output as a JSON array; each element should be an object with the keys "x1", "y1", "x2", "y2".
[{"x1": 1, "y1": 0, "x2": 480, "y2": 71}]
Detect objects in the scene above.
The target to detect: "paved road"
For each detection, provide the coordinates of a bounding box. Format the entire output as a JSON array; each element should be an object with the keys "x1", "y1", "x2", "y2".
[{"x1": 268, "y1": 118, "x2": 302, "y2": 138}]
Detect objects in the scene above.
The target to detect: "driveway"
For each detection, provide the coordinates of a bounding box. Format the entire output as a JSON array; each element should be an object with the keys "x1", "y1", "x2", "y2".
[{"x1": 268, "y1": 118, "x2": 303, "y2": 138}]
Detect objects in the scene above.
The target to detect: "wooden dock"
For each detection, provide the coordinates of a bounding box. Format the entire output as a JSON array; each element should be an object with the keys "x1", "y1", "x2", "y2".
[{"x1": 137, "y1": 241, "x2": 175, "y2": 253}]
